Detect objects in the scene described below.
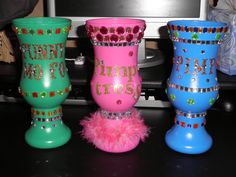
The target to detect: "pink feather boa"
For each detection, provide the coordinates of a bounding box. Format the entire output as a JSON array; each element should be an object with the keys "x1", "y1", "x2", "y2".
[{"x1": 80, "y1": 108, "x2": 149, "y2": 153}]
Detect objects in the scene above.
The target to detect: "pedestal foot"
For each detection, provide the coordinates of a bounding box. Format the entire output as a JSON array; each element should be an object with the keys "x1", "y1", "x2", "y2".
[
  {"x1": 80, "y1": 108, "x2": 149, "y2": 153},
  {"x1": 25, "y1": 106, "x2": 71, "y2": 149},
  {"x1": 165, "y1": 112, "x2": 212, "y2": 154}
]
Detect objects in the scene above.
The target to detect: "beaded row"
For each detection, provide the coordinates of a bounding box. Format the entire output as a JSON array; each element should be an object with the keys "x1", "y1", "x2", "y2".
[
  {"x1": 13, "y1": 26, "x2": 71, "y2": 35},
  {"x1": 100, "y1": 109, "x2": 132, "y2": 120},
  {"x1": 170, "y1": 36, "x2": 223, "y2": 45},
  {"x1": 32, "y1": 115, "x2": 62, "y2": 122},
  {"x1": 176, "y1": 110, "x2": 207, "y2": 118},
  {"x1": 167, "y1": 25, "x2": 228, "y2": 34},
  {"x1": 167, "y1": 80, "x2": 219, "y2": 93},
  {"x1": 91, "y1": 40, "x2": 140, "y2": 47},
  {"x1": 175, "y1": 119, "x2": 206, "y2": 129},
  {"x1": 19, "y1": 85, "x2": 71, "y2": 98}
]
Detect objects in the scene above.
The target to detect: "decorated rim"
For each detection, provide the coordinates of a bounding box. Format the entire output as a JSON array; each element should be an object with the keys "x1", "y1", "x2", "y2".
[
  {"x1": 167, "y1": 20, "x2": 228, "y2": 33},
  {"x1": 86, "y1": 18, "x2": 146, "y2": 44},
  {"x1": 12, "y1": 17, "x2": 71, "y2": 35},
  {"x1": 167, "y1": 20, "x2": 228, "y2": 42}
]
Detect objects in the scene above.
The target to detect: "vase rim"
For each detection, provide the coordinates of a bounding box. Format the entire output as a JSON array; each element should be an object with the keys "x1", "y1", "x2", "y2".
[
  {"x1": 167, "y1": 20, "x2": 227, "y2": 28},
  {"x1": 12, "y1": 17, "x2": 71, "y2": 26},
  {"x1": 86, "y1": 18, "x2": 145, "y2": 26}
]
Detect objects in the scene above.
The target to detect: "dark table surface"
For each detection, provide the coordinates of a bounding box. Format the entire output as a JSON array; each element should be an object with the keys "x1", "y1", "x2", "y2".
[{"x1": 1, "y1": 102, "x2": 236, "y2": 177}]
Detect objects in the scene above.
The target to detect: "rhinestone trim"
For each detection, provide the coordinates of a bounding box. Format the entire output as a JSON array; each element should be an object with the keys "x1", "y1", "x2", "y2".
[
  {"x1": 100, "y1": 109, "x2": 132, "y2": 120},
  {"x1": 91, "y1": 40, "x2": 141, "y2": 47},
  {"x1": 32, "y1": 115, "x2": 62, "y2": 122},
  {"x1": 167, "y1": 80, "x2": 219, "y2": 93},
  {"x1": 167, "y1": 24, "x2": 228, "y2": 34},
  {"x1": 176, "y1": 110, "x2": 207, "y2": 118},
  {"x1": 170, "y1": 37, "x2": 223, "y2": 45}
]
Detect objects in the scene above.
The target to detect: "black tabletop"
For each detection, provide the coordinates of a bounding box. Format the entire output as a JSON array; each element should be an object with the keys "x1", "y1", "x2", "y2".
[{"x1": 1, "y1": 102, "x2": 236, "y2": 177}]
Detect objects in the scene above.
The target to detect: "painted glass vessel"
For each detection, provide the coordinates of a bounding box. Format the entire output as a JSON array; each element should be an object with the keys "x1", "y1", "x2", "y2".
[
  {"x1": 165, "y1": 20, "x2": 228, "y2": 154},
  {"x1": 80, "y1": 18, "x2": 148, "y2": 153},
  {"x1": 13, "y1": 17, "x2": 72, "y2": 149}
]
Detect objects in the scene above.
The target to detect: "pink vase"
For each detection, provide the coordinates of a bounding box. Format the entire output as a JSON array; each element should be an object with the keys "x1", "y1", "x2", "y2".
[{"x1": 80, "y1": 18, "x2": 149, "y2": 153}]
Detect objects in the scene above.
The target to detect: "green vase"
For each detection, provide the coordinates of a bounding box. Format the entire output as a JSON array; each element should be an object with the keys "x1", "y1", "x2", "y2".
[{"x1": 13, "y1": 17, "x2": 72, "y2": 149}]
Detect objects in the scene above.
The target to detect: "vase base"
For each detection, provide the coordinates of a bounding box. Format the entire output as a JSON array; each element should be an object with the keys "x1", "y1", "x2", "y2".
[
  {"x1": 80, "y1": 108, "x2": 149, "y2": 153},
  {"x1": 165, "y1": 125, "x2": 212, "y2": 154},
  {"x1": 25, "y1": 123, "x2": 71, "y2": 149}
]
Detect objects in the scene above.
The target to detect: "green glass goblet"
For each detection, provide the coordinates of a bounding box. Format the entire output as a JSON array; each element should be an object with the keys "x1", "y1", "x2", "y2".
[{"x1": 13, "y1": 17, "x2": 72, "y2": 149}]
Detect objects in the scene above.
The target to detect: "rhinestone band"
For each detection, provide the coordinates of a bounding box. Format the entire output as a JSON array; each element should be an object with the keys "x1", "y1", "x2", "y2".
[
  {"x1": 176, "y1": 110, "x2": 207, "y2": 118},
  {"x1": 167, "y1": 80, "x2": 219, "y2": 93},
  {"x1": 100, "y1": 109, "x2": 132, "y2": 120},
  {"x1": 91, "y1": 40, "x2": 141, "y2": 47},
  {"x1": 32, "y1": 115, "x2": 62, "y2": 122},
  {"x1": 170, "y1": 37, "x2": 223, "y2": 45},
  {"x1": 167, "y1": 24, "x2": 228, "y2": 34}
]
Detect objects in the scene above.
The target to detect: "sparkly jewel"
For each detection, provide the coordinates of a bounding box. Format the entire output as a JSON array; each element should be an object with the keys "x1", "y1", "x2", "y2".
[
  {"x1": 57, "y1": 90, "x2": 64, "y2": 96},
  {"x1": 62, "y1": 27, "x2": 68, "y2": 33},
  {"x1": 32, "y1": 92, "x2": 38, "y2": 98},
  {"x1": 133, "y1": 26, "x2": 140, "y2": 34},
  {"x1": 65, "y1": 87, "x2": 69, "y2": 93},
  {"x1": 191, "y1": 78, "x2": 196, "y2": 82},
  {"x1": 55, "y1": 28, "x2": 61, "y2": 34},
  {"x1": 21, "y1": 28, "x2": 28, "y2": 34},
  {"x1": 209, "y1": 98, "x2": 215, "y2": 105},
  {"x1": 37, "y1": 29, "x2": 43, "y2": 35},
  {"x1": 170, "y1": 94, "x2": 176, "y2": 101},
  {"x1": 116, "y1": 26, "x2": 125, "y2": 34},
  {"x1": 174, "y1": 31, "x2": 179, "y2": 38},
  {"x1": 110, "y1": 34, "x2": 118, "y2": 42},
  {"x1": 96, "y1": 33, "x2": 103, "y2": 41},
  {"x1": 100, "y1": 26, "x2": 108, "y2": 34},
  {"x1": 180, "y1": 122, "x2": 186, "y2": 128},
  {"x1": 116, "y1": 100, "x2": 122, "y2": 105},
  {"x1": 129, "y1": 51, "x2": 133, "y2": 56},
  {"x1": 187, "y1": 98, "x2": 195, "y2": 105},
  {"x1": 215, "y1": 33, "x2": 222, "y2": 40},
  {"x1": 137, "y1": 32, "x2": 144, "y2": 40},
  {"x1": 29, "y1": 29, "x2": 34, "y2": 35},
  {"x1": 49, "y1": 91, "x2": 55, "y2": 97},
  {"x1": 126, "y1": 34, "x2": 133, "y2": 42},
  {"x1": 40, "y1": 92, "x2": 47, "y2": 98},
  {"x1": 191, "y1": 33, "x2": 198, "y2": 40},
  {"x1": 47, "y1": 29, "x2": 52, "y2": 35}
]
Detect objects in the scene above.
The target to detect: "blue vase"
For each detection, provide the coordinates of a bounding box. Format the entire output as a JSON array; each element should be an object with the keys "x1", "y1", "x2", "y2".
[{"x1": 165, "y1": 20, "x2": 228, "y2": 154}]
